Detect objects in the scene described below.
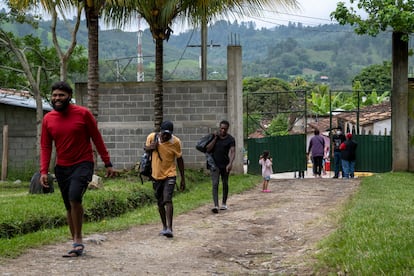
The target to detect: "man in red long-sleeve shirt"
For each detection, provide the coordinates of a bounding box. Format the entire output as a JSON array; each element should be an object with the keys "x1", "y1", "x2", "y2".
[{"x1": 40, "y1": 81, "x2": 115, "y2": 257}]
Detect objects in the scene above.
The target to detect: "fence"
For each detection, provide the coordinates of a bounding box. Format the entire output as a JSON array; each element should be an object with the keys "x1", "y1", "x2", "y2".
[{"x1": 247, "y1": 134, "x2": 392, "y2": 175}]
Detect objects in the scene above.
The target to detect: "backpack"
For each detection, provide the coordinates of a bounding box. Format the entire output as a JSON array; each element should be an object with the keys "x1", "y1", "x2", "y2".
[
  {"x1": 29, "y1": 172, "x2": 55, "y2": 194},
  {"x1": 138, "y1": 133, "x2": 161, "y2": 184}
]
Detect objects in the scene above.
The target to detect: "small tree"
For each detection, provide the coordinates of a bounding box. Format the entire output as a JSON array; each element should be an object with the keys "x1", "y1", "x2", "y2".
[
  {"x1": 353, "y1": 61, "x2": 391, "y2": 94},
  {"x1": 0, "y1": 12, "x2": 56, "y2": 161}
]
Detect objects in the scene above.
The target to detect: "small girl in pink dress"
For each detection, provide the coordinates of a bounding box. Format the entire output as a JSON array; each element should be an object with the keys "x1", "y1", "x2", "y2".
[{"x1": 259, "y1": 150, "x2": 273, "y2": 192}]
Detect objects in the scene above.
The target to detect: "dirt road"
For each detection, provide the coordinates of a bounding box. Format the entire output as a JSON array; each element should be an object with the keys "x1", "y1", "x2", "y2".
[{"x1": 0, "y1": 177, "x2": 359, "y2": 275}]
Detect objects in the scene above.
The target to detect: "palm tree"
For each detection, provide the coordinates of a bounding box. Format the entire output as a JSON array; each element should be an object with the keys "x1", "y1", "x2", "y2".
[
  {"x1": 10, "y1": 0, "x2": 299, "y2": 131},
  {"x1": 108, "y1": 0, "x2": 299, "y2": 131},
  {"x1": 124, "y1": 1, "x2": 180, "y2": 131},
  {"x1": 84, "y1": 0, "x2": 104, "y2": 118}
]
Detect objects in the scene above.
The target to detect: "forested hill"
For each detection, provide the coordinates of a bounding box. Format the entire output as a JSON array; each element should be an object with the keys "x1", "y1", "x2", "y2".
[
  {"x1": 170, "y1": 21, "x2": 395, "y2": 88},
  {"x1": 8, "y1": 16, "x2": 404, "y2": 88},
  {"x1": 99, "y1": 21, "x2": 397, "y2": 89}
]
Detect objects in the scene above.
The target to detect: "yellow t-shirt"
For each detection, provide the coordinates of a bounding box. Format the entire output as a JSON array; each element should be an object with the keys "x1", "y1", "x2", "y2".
[{"x1": 145, "y1": 132, "x2": 182, "y2": 180}]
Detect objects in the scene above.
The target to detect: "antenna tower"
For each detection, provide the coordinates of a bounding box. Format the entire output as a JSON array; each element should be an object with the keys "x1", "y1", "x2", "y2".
[{"x1": 137, "y1": 15, "x2": 144, "y2": 82}]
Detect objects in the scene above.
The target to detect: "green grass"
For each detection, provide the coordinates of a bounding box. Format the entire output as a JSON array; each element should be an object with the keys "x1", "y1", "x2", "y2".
[
  {"x1": 315, "y1": 172, "x2": 414, "y2": 275},
  {"x1": 0, "y1": 170, "x2": 261, "y2": 259}
]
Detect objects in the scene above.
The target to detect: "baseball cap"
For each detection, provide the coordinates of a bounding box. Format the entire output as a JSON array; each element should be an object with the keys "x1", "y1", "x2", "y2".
[
  {"x1": 160, "y1": 121, "x2": 174, "y2": 134},
  {"x1": 346, "y1": 133, "x2": 352, "y2": 139}
]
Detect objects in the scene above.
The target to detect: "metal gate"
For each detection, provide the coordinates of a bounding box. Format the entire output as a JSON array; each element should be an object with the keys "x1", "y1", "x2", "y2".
[
  {"x1": 247, "y1": 134, "x2": 392, "y2": 175},
  {"x1": 247, "y1": 134, "x2": 307, "y2": 174}
]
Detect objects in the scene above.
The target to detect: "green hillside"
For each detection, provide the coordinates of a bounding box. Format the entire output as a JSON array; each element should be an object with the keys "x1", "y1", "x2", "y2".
[{"x1": 4, "y1": 16, "x2": 410, "y2": 89}]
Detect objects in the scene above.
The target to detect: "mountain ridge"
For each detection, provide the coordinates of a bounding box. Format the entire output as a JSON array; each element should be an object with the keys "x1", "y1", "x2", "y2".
[{"x1": 5, "y1": 16, "x2": 406, "y2": 88}]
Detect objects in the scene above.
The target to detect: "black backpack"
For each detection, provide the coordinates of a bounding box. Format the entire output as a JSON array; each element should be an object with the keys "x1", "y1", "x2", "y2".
[
  {"x1": 29, "y1": 172, "x2": 55, "y2": 194},
  {"x1": 139, "y1": 134, "x2": 161, "y2": 184},
  {"x1": 195, "y1": 133, "x2": 215, "y2": 153}
]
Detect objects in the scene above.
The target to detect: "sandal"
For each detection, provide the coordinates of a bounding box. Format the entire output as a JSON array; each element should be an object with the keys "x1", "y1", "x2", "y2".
[{"x1": 62, "y1": 243, "x2": 84, "y2": 258}]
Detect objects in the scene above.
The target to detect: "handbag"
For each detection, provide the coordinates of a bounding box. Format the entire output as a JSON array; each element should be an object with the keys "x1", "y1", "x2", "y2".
[{"x1": 196, "y1": 133, "x2": 215, "y2": 153}]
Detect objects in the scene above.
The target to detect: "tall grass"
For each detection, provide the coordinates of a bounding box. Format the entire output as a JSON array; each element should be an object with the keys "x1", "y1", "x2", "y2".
[{"x1": 315, "y1": 172, "x2": 414, "y2": 275}]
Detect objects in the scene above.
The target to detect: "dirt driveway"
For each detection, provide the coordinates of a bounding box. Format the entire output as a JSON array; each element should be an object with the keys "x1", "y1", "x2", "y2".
[{"x1": 1, "y1": 177, "x2": 359, "y2": 275}]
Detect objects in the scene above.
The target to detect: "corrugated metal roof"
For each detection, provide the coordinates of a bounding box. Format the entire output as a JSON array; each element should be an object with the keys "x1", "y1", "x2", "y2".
[{"x1": 0, "y1": 88, "x2": 52, "y2": 111}]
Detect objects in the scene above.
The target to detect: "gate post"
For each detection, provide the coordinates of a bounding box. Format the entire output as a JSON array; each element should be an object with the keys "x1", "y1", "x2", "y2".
[
  {"x1": 2, "y1": 125, "x2": 8, "y2": 180},
  {"x1": 227, "y1": 39, "x2": 244, "y2": 174}
]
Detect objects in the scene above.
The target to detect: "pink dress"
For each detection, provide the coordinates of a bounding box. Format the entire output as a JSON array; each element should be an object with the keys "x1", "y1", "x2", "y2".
[{"x1": 259, "y1": 158, "x2": 273, "y2": 180}]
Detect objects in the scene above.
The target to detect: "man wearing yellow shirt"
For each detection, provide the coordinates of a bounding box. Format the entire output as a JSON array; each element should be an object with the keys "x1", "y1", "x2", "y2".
[{"x1": 145, "y1": 121, "x2": 185, "y2": 238}]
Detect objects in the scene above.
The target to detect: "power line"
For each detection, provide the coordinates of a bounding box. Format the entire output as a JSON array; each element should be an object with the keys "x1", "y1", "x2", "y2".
[
  {"x1": 231, "y1": 8, "x2": 337, "y2": 29},
  {"x1": 169, "y1": 29, "x2": 196, "y2": 78}
]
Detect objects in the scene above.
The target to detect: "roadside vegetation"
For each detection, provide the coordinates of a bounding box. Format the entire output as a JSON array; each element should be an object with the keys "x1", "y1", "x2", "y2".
[
  {"x1": 0, "y1": 169, "x2": 261, "y2": 259},
  {"x1": 315, "y1": 172, "x2": 414, "y2": 275}
]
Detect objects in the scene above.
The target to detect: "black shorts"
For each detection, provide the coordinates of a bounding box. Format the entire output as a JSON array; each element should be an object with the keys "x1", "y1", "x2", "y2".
[
  {"x1": 152, "y1": 177, "x2": 176, "y2": 206},
  {"x1": 55, "y1": 161, "x2": 94, "y2": 210}
]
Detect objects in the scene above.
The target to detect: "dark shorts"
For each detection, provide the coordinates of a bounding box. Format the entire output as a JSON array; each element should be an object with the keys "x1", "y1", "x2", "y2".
[
  {"x1": 152, "y1": 177, "x2": 176, "y2": 206},
  {"x1": 55, "y1": 161, "x2": 94, "y2": 210}
]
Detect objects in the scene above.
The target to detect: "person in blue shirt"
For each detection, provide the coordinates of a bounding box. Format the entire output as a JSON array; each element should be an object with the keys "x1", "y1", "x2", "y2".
[{"x1": 331, "y1": 126, "x2": 346, "y2": 178}]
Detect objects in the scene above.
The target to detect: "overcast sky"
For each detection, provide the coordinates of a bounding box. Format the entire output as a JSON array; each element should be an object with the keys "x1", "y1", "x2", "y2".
[
  {"x1": 0, "y1": 0, "x2": 357, "y2": 31},
  {"x1": 241, "y1": 0, "x2": 353, "y2": 29},
  {"x1": 165, "y1": 1, "x2": 357, "y2": 33}
]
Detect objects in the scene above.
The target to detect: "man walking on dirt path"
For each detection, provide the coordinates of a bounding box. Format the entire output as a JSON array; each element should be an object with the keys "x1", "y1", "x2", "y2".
[
  {"x1": 40, "y1": 81, "x2": 115, "y2": 257},
  {"x1": 145, "y1": 120, "x2": 185, "y2": 238},
  {"x1": 206, "y1": 120, "x2": 235, "y2": 213}
]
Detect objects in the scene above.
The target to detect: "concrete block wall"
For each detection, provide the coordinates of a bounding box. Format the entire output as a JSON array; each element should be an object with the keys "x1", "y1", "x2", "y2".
[
  {"x1": 76, "y1": 80, "x2": 229, "y2": 171},
  {"x1": 1, "y1": 46, "x2": 243, "y2": 174},
  {"x1": 0, "y1": 105, "x2": 38, "y2": 170}
]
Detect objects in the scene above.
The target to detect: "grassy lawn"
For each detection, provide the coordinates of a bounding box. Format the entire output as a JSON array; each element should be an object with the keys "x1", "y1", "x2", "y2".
[
  {"x1": 315, "y1": 172, "x2": 414, "y2": 275},
  {"x1": 0, "y1": 170, "x2": 261, "y2": 258}
]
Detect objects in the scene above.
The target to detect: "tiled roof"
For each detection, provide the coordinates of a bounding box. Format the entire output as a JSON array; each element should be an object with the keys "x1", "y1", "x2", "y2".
[
  {"x1": 287, "y1": 102, "x2": 391, "y2": 136},
  {"x1": 335, "y1": 101, "x2": 391, "y2": 126},
  {"x1": 248, "y1": 129, "x2": 266, "y2": 139},
  {"x1": 307, "y1": 116, "x2": 338, "y2": 133},
  {"x1": 0, "y1": 88, "x2": 52, "y2": 111}
]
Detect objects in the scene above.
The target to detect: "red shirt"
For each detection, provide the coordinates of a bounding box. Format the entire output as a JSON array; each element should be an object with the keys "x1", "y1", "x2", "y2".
[{"x1": 40, "y1": 104, "x2": 111, "y2": 174}]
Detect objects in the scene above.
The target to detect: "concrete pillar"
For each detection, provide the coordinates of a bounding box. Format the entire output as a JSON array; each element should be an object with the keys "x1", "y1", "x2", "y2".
[
  {"x1": 227, "y1": 44, "x2": 244, "y2": 174},
  {"x1": 408, "y1": 78, "x2": 414, "y2": 171}
]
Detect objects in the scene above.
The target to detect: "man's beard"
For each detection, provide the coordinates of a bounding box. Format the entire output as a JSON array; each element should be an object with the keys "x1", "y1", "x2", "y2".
[{"x1": 52, "y1": 98, "x2": 71, "y2": 112}]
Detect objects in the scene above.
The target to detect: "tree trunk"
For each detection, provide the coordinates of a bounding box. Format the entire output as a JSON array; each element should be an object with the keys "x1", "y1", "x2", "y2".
[
  {"x1": 392, "y1": 32, "x2": 408, "y2": 171},
  {"x1": 154, "y1": 38, "x2": 164, "y2": 132},
  {"x1": 86, "y1": 6, "x2": 100, "y2": 119}
]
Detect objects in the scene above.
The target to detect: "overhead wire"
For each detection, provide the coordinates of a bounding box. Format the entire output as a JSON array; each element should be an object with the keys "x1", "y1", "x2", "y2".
[{"x1": 168, "y1": 28, "x2": 196, "y2": 78}]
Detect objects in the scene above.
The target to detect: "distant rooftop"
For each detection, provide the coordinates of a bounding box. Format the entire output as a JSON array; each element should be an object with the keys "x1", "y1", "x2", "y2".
[
  {"x1": 0, "y1": 88, "x2": 52, "y2": 111},
  {"x1": 336, "y1": 101, "x2": 391, "y2": 126}
]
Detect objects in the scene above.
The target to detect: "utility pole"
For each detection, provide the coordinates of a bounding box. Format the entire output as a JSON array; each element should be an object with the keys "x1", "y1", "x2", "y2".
[
  {"x1": 137, "y1": 15, "x2": 144, "y2": 82},
  {"x1": 201, "y1": 19, "x2": 207, "y2": 81},
  {"x1": 188, "y1": 21, "x2": 220, "y2": 80}
]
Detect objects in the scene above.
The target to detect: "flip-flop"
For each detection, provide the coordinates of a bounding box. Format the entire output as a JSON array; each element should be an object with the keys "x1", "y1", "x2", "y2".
[{"x1": 62, "y1": 243, "x2": 84, "y2": 258}]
